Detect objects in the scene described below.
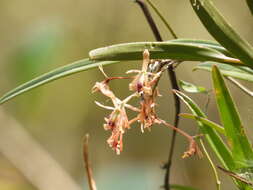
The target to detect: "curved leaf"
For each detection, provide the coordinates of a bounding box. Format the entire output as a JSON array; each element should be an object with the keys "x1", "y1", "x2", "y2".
[
  {"x1": 179, "y1": 80, "x2": 208, "y2": 93},
  {"x1": 174, "y1": 90, "x2": 234, "y2": 170},
  {"x1": 170, "y1": 39, "x2": 233, "y2": 57},
  {"x1": 89, "y1": 41, "x2": 242, "y2": 66},
  {"x1": 212, "y1": 65, "x2": 253, "y2": 166},
  {"x1": 195, "y1": 62, "x2": 253, "y2": 82},
  {"x1": 180, "y1": 113, "x2": 225, "y2": 134},
  {"x1": 190, "y1": 0, "x2": 253, "y2": 67},
  {"x1": 0, "y1": 59, "x2": 119, "y2": 104}
]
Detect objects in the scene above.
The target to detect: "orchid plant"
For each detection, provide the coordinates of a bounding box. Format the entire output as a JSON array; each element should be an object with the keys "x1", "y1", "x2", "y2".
[{"x1": 93, "y1": 50, "x2": 200, "y2": 158}]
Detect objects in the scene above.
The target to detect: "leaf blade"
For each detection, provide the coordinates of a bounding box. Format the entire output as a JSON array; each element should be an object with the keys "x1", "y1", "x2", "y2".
[
  {"x1": 170, "y1": 39, "x2": 233, "y2": 57},
  {"x1": 0, "y1": 59, "x2": 119, "y2": 104},
  {"x1": 190, "y1": 0, "x2": 253, "y2": 67},
  {"x1": 212, "y1": 65, "x2": 253, "y2": 166},
  {"x1": 89, "y1": 41, "x2": 242, "y2": 66},
  {"x1": 179, "y1": 80, "x2": 208, "y2": 93},
  {"x1": 180, "y1": 113, "x2": 225, "y2": 134},
  {"x1": 195, "y1": 62, "x2": 253, "y2": 82}
]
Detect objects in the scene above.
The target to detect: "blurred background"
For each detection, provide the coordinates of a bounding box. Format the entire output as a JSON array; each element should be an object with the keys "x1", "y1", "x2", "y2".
[{"x1": 0, "y1": 0, "x2": 252, "y2": 190}]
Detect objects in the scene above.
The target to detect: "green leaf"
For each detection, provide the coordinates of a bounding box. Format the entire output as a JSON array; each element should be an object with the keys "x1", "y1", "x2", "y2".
[
  {"x1": 170, "y1": 39, "x2": 233, "y2": 57},
  {"x1": 195, "y1": 62, "x2": 253, "y2": 82},
  {"x1": 179, "y1": 80, "x2": 208, "y2": 93},
  {"x1": 180, "y1": 113, "x2": 225, "y2": 134},
  {"x1": 170, "y1": 184, "x2": 200, "y2": 190},
  {"x1": 89, "y1": 41, "x2": 242, "y2": 66},
  {"x1": 212, "y1": 65, "x2": 253, "y2": 166},
  {"x1": 246, "y1": 0, "x2": 253, "y2": 15},
  {"x1": 190, "y1": 0, "x2": 253, "y2": 67},
  {"x1": 174, "y1": 90, "x2": 235, "y2": 170},
  {"x1": 0, "y1": 59, "x2": 119, "y2": 104}
]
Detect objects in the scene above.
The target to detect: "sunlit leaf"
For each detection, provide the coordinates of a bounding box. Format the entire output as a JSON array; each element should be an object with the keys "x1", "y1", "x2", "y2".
[
  {"x1": 89, "y1": 41, "x2": 242, "y2": 66},
  {"x1": 180, "y1": 113, "x2": 225, "y2": 134},
  {"x1": 190, "y1": 0, "x2": 253, "y2": 67},
  {"x1": 174, "y1": 90, "x2": 234, "y2": 170},
  {"x1": 179, "y1": 80, "x2": 208, "y2": 93},
  {"x1": 212, "y1": 65, "x2": 253, "y2": 166},
  {"x1": 195, "y1": 62, "x2": 253, "y2": 82},
  {"x1": 0, "y1": 59, "x2": 119, "y2": 104}
]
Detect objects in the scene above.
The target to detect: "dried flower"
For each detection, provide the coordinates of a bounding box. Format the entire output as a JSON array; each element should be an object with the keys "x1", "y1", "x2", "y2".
[
  {"x1": 92, "y1": 72, "x2": 138, "y2": 154},
  {"x1": 92, "y1": 80, "x2": 115, "y2": 100},
  {"x1": 92, "y1": 51, "x2": 200, "y2": 158},
  {"x1": 104, "y1": 105, "x2": 129, "y2": 154},
  {"x1": 127, "y1": 49, "x2": 163, "y2": 131}
]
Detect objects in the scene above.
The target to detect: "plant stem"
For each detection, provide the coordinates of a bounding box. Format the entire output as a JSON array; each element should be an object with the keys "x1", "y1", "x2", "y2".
[
  {"x1": 135, "y1": 0, "x2": 162, "y2": 41},
  {"x1": 226, "y1": 76, "x2": 253, "y2": 98},
  {"x1": 134, "y1": 1, "x2": 181, "y2": 190},
  {"x1": 165, "y1": 64, "x2": 181, "y2": 190},
  {"x1": 200, "y1": 139, "x2": 221, "y2": 190},
  {"x1": 83, "y1": 134, "x2": 97, "y2": 190},
  {"x1": 145, "y1": 0, "x2": 178, "y2": 39}
]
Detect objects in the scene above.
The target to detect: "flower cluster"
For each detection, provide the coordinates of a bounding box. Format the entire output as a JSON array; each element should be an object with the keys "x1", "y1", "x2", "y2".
[{"x1": 92, "y1": 49, "x2": 200, "y2": 157}]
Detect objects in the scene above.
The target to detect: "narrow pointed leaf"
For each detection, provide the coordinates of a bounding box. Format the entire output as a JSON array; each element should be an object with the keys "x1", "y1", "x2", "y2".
[
  {"x1": 246, "y1": 0, "x2": 253, "y2": 15},
  {"x1": 170, "y1": 39, "x2": 233, "y2": 57},
  {"x1": 190, "y1": 0, "x2": 253, "y2": 67},
  {"x1": 179, "y1": 80, "x2": 208, "y2": 93},
  {"x1": 89, "y1": 41, "x2": 242, "y2": 66},
  {"x1": 195, "y1": 62, "x2": 253, "y2": 82},
  {"x1": 0, "y1": 59, "x2": 119, "y2": 104},
  {"x1": 212, "y1": 65, "x2": 253, "y2": 166},
  {"x1": 180, "y1": 113, "x2": 225, "y2": 134},
  {"x1": 174, "y1": 90, "x2": 234, "y2": 170}
]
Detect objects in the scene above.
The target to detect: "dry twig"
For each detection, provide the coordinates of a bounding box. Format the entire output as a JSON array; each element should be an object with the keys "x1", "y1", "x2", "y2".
[{"x1": 83, "y1": 134, "x2": 97, "y2": 190}]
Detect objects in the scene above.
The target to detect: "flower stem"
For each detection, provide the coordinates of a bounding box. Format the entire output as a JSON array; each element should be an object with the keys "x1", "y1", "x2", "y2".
[
  {"x1": 145, "y1": 0, "x2": 178, "y2": 39},
  {"x1": 200, "y1": 139, "x2": 221, "y2": 190}
]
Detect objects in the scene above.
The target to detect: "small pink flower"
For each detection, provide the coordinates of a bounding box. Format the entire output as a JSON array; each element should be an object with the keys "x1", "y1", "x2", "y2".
[
  {"x1": 127, "y1": 49, "x2": 162, "y2": 131},
  {"x1": 93, "y1": 76, "x2": 137, "y2": 154},
  {"x1": 101, "y1": 101, "x2": 130, "y2": 154}
]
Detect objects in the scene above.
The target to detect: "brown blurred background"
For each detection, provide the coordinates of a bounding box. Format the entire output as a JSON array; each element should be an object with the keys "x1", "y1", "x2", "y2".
[{"x1": 0, "y1": 0, "x2": 252, "y2": 190}]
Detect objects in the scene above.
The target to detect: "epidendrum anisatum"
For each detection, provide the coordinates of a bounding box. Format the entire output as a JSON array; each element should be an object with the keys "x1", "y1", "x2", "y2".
[
  {"x1": 1, "y1": 0, "x2": 253, "y2": 190},
  {"x1": 92, "y1": 49, "x2": 200, "y2": 158}
]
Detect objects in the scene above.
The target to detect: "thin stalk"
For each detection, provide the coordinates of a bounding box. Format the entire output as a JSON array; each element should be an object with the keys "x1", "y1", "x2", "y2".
[
  {"x1": 135, "y1": 0, "x2": 162, "y2": 41},
  {"x1": 83, "y1": 134, "x2": 97, "y2": 190},
  {"x1": 200, "y1": 139, "x2": 221, "y2": 190},
  {"x1": 165, "y1": 64, "x2": 181, "y2": 190},
  {"x1": 204, "y1": 92, "x2": 211, "y2": 114},
  {"x1": 134, "y1": 1, "x2": 180, "y2": 190},
  {"x1": 145, "y1": 0, "x2": 178, "y2": 39},
  {"x1": 226, "y1": 77, "x2": 253, "y2": 98}
]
